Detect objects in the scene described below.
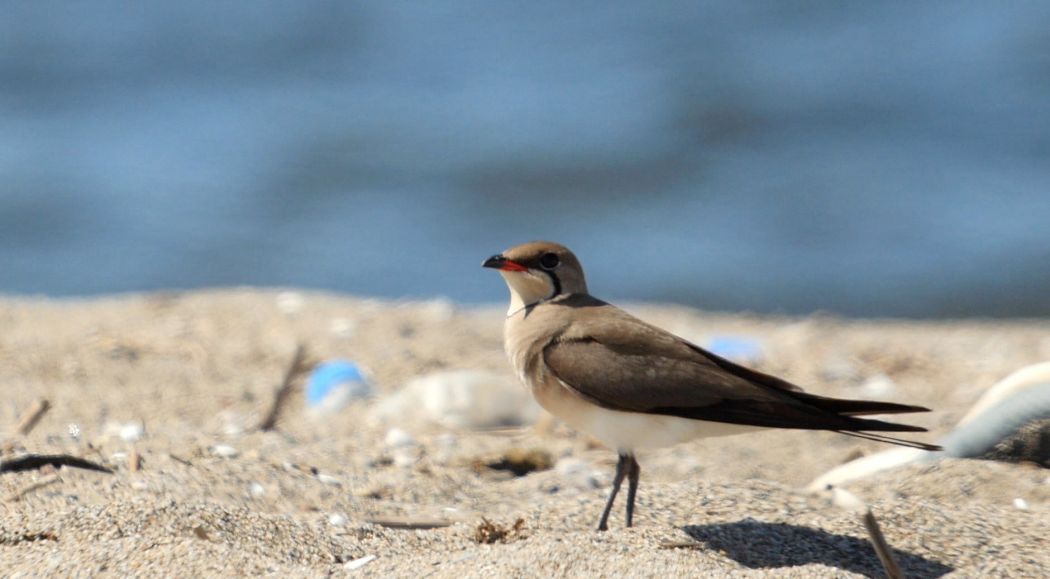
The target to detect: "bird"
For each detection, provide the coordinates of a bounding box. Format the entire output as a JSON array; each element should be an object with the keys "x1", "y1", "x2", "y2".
[{"x1": 483, "y1": 241, "x2": 941, "y2": 531}]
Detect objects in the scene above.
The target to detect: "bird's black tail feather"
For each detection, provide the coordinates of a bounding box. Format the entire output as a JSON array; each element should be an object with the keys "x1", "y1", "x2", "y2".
[
  {"x1": 792, "y1": 391, "x2": 932, "y2": 417},
  {"x1": 835, "y1": 429, "x2": 943, "y2": 451}
]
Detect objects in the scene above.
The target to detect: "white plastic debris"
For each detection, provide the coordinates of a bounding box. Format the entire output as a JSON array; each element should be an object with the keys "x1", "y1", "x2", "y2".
[
  {"x1": 344, "y1": 555, "x2": 376, "y2": 571},
  {"x1": 305, "y1": 361, "x2": 373, "y2": 415},
  {"x1": 372, "y1": 370, "x2": 541, "y2": 430},
  {"x1": 210, "y1": 445, "x2": 239, "y2": 458}
]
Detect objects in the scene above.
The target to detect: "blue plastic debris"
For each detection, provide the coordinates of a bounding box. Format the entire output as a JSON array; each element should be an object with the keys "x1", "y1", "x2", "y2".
[
  {"x1": 705, "y1": 336, "x2": 764, "y2": 363},
  {"x1": 305, "y1": 360, "x2": 372, "y2": 413}
]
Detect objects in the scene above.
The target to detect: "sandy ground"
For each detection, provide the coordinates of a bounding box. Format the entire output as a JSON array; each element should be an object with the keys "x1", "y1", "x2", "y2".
[{"x1": 1, "y1": 290, "x2": 1048, "y2": 577}]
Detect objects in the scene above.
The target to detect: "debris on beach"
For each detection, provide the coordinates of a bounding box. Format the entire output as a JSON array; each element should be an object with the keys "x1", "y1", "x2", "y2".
[
  {"x1": 478, "y1": 448, "x2": 553, "y2": 477},
  {"x1": 473, "y1": 517, "x2": 526, "y2": 544},
  {"x1": 373, "y1": 369, "x2": 540, "y2": 430},
  {"x1": 305, "y1": 360, "x2": 372, "y2": 415},
  {"x1": 0, "y1": 454, "x2": 112, "y2": 475}
]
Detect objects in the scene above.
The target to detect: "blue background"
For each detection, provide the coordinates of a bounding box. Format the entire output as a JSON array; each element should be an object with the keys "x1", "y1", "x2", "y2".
[{"x1": 3, "y1": 2, "x2": 1049, "y2": 317}]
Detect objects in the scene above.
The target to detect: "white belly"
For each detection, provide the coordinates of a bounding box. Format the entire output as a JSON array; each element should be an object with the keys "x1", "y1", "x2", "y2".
[{"x1": 533, "y1": 376, "x2": 761, "y2": 453}]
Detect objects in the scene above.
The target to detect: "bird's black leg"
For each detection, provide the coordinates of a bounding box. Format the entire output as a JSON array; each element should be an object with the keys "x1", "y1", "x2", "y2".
[
  {"x1": 624, "y1": 455, "x2": 640, "y2": 527},
  {"x1": 596, "y1": 453, "x2": 629, "y2": 531}
]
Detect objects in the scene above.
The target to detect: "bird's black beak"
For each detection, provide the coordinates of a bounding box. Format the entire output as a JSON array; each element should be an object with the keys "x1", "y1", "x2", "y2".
[
  {"x1": 483, "y1": 254, "x2": 527, "y2": 271},
  {"x1": 482, "y1": 254, "x2": 506, "y2": 269}
]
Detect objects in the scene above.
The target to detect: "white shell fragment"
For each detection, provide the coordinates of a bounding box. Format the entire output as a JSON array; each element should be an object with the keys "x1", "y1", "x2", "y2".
[{"x1": 210, "y1": 445, "x2": 239, "y2": 458}]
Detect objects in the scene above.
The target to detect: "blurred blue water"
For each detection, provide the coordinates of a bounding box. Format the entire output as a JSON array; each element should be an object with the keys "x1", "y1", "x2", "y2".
[{"x1": 2, "y1": 2, "x2": 1049, "y2": 317}]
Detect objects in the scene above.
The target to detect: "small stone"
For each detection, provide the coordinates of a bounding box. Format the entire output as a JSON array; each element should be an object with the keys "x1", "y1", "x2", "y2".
[
  {"x1": 119, "y1": 422, "x2": 144, "y2": 442},
  {"x1": 328, "y1": 513, "x2": 348, "y2": 527},
  {"x1": 276, "y1": 292, "x2": 304, "y2": 314},
  {"x1": 329, "y1": 317, "x2": 357, "y2": 339},
  {"x1": 249, "y1": 482, "x2": 266, "y2": 498},
  {"x1": 861, "y1": 374, "x2": 898, "y2": 398},
  {"x1": 210, "y1": 445, "x2": 239, "y2": 458},
  {"x1": 384, "y1": 428, "x2": 416, "y2": 448},
  {"x1": 344, "y1": 555, "x2": 376, "y2": 570},
  {"x1": 1013, "y1": 498, "x2": 1030, "y2": 511}
]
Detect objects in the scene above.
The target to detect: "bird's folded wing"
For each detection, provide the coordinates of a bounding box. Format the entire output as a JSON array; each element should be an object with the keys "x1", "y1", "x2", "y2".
[{"x1": 542, "y1": 336, "x2": 875, "y2": 430}]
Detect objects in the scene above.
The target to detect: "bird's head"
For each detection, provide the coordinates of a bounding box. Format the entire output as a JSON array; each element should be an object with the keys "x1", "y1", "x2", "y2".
[{"x1": 483, "y1": 241, "x2": 588, "y2": 307}]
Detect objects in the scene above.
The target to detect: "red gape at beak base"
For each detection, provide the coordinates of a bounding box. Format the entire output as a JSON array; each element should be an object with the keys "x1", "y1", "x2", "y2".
[{"x1": 501, "y1": 260, "x2": 528, "y2": 272}]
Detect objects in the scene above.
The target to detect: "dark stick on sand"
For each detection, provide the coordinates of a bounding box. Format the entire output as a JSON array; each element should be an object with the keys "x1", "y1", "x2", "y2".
[
  {"x1": 863, "y1": 509, "x2": 904, "y2": 579},
  {"x1": 15, "y1": 398, "x2": 51, "y2": 436},
  {"x1": 258, "y1": 344, "x2": 310, "y2": 432},
  {"x1": 0, "y1": 454, "x2": 113, "y2": 474}
]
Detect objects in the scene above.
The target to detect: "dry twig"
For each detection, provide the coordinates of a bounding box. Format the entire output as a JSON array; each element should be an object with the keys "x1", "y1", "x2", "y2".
[
  {"x1": 0, "y1": 454, "x2": 112, "y2": 475},
  {"x1": 258, "y1": 344, "x2": 310, "y2": 431},
  {"x1": 15, "y1": 399, "x2": 50, "y2": 436}
]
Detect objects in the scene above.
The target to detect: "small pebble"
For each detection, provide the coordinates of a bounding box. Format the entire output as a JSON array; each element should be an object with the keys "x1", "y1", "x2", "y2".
[
  {"x1": 210, "y1": 445, "x2": 239, "y2": 458},
  {"x1": 67, "y1": 423, "x2": 81, "y2": 441},
  {"x1": 329, "y1": 317, "x2": 357, "y2": 339},
  {"x1": 119, "y1": 422, "x2": 144, "y2": 443},
  {"x1": 249, "y1": 482, "x2": 266, "y2": 498},
  {"x1": 384, "y1": 428, "x2": 416, "y2": 448},
  {"x1": 393, "y1": 449, "x2": 419, "y2": 468},
  {"x1": 861, "y1": 374, "x2": 897, "y2": 397},
  {"x1": 316, "y1": 473, "x2": 342, "y2": 486},
  {"x1": 1013, "y1": 498, "x2": 1030, "y2": 511},
  {"x1": 328, "y1": 513, "x2": 348, "y2": 527},
  {"x1": 276, "y1": 292, "x2": 304, "y2": 314},
  {"x1": 344, "y1": 555, "x2": 376, "y2": 571}
]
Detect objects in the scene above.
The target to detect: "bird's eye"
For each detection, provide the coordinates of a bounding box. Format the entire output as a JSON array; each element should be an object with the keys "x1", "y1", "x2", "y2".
[{"x1": 539, "y1": 252, "x2": 560, "y2": 270}]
